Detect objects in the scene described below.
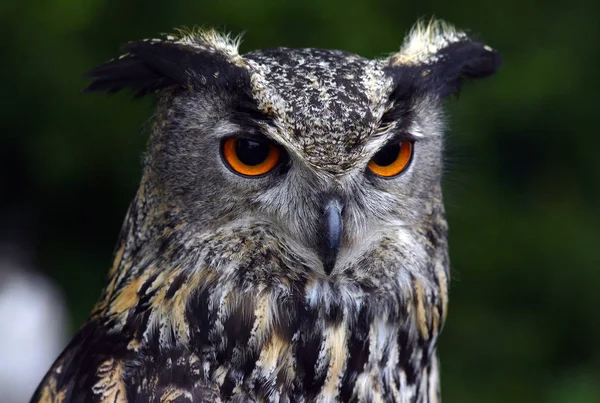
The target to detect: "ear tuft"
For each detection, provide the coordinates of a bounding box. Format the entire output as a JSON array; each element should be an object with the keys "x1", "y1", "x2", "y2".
[
  {"x1": 391, "y1": 20, "x2": 468, "y2": 66},
  {"x1": 84, "y1": 29, "x2": 246, "y2": 98},
  {"x1": 431, "y1": 38, "x2": 502, "y2": 97},
  {"x1": 388, "y1": 20, "x2": 501, "y2": 97},
  {"x1": 84, "y1": 47, "x2": 177, "y2": 98}
]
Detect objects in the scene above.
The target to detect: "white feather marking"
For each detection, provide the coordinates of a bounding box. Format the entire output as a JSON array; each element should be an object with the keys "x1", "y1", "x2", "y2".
[
  {"x1": 392, "y1": 19, "x2": 467, "y2": 65},
  {"x1": 173, "y1": 28, "x2": 243, "y2": 59}
]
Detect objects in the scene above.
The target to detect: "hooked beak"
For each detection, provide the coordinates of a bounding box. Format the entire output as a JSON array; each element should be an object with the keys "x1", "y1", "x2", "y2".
[{"x1": 320, "y1": 199, "x2": 343, "y2": 275}]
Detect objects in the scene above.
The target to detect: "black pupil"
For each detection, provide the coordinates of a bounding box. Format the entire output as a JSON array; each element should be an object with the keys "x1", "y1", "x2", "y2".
[
  {"x1": 236, "y1": 139, "x2": 270, "y2": 166},
  {"x1": 372, "y1": 143, "x2": 400, "y2": 166}
]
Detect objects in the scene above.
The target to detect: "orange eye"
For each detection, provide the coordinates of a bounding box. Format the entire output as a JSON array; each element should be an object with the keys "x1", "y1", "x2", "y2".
[
  {"x1": 221, "y1": 137, "x2": 281, "y2": 177},
  {"x1": 367, "y1": 141, "x2": 413, "y2": 177}
]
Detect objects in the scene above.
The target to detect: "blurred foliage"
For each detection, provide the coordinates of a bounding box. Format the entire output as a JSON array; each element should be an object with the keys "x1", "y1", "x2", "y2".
[{"x1": 2, "y1": 0, "x2": 599, "y2": 401}]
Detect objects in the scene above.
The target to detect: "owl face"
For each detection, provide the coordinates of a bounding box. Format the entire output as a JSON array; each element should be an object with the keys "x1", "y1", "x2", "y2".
[
  {"x1": 88, "y1": 22, "x2": 500, "y2": 283},
  {"x1": 146, "y1": 73, "x2": 444, "y2": 277}
]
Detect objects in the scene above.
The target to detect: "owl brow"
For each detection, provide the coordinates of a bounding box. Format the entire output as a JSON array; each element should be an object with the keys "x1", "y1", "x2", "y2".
[
  {"x1": 378, "y1": 83, "x2": 419, "y2": 136},
  {"x1": 225, "y1": 129, "x2": 282, "y2": 146},
  {"x1": 228, "y1": 98, "x2": 278, "y2": 134},
  {"x1": 376, "y1": 107, "x2": 421, "y2": 145},
  {"x1": 386, "y1": 130, "x2": 419, "y2": 145}
]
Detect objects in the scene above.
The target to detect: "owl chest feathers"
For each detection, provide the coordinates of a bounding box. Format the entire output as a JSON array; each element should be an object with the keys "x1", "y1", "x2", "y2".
[{"x1": 80, "y1": 244, "x2": 446, "y2": 402}]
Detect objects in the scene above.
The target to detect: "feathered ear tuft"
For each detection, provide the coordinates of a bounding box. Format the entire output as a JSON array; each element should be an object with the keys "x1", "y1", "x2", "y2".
[
  {"x1": 84, "y1": 29, "x2": 246, "y2": 98},
  {"x1": 388, "y1": 20, "x2": 501, "y2": 97}
]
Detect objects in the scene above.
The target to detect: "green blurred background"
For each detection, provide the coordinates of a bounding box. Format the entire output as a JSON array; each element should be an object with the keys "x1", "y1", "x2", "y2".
[{"x1": 2, "y1": 0, "x2": 599, "y2": 401}]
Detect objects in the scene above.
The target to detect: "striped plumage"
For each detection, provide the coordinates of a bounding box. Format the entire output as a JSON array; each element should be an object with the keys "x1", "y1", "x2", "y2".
[{"x1": 32, "y1": 20, "x2": 500, "y2": 402}]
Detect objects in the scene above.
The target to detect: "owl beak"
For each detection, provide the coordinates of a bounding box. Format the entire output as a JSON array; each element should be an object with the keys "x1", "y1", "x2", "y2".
[{"x1": 321, "y1": 199, "x2": 343, "y2": 274}]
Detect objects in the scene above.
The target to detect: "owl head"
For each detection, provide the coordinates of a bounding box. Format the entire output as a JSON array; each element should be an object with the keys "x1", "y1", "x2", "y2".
[
  {"x1": 28, "y1": 22, "x2": 501, "y2": 402},
  {"x1": 87, "y1": 21, "x2": 500, "y2": 286}
]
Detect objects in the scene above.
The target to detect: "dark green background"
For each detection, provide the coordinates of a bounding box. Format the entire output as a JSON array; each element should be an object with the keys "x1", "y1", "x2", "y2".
[{"x1": 2, "y1": 0, "x2": 599, "y2": 401}]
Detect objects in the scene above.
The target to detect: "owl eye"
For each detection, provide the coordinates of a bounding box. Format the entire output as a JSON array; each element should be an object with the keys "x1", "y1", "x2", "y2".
[
  {"x1": 367, "y1": 141, "x2": 413, "y2": 177},
  {"x1": 221, "y1": 137, "x2": 281, "y2": 177}
]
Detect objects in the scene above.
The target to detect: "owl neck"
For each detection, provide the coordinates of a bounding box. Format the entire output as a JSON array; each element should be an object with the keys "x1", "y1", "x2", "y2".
[{"x1": 91, "y1": 183, "x2": 449, "y2": 400}]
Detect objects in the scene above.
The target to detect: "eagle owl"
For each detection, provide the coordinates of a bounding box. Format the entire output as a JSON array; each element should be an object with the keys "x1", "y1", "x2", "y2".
[{"x1": 32, "y1": 20, "x2": 500, "y2": 403}]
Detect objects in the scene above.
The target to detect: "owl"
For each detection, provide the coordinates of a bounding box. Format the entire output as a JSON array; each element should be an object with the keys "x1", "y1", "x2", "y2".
[{"x1": 31, "y1": 20, "x2": 500, "y2": 403}]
